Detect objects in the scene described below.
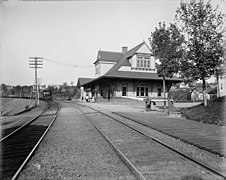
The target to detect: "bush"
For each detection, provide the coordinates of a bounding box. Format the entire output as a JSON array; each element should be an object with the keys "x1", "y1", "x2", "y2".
[
  {"x1": 181, "y1": 96, "x2": 225, "y2": 126},
  {"x1": 169, "y1": 89, "x2": 191, "y2": 101},
  {"x1": 25, "y1": 105, "x2": 30, "y2": 110}
]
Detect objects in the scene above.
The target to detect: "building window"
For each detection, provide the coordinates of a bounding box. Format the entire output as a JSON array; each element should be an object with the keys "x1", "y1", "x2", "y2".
[
  {"x1": 136, "y1": 86, "x2": 140, "y2": 96},
  {"x1": 141, "y1": 86, "x2": 144, "y2": 96},
  {"x1": 122, "y1": 85, "x2": 127, "y2": 96},
  {"x1": 137, "y1": 60, "x2": 140, "y2": 67},
  {"x1": 136, "y1": 54, "x2": 153, "y2": 70},
  {"x1": 158, "y1": 88, "x2": 161, "y2": 96},
  {"x1": 145, "y1": 87, "x2": 148, "y2": 96},
  {"x1": 140, "y1": 60, "x2": 143, "y2": 67},
  {"x1": 147, "y1": 60, "x2": 150, "y2": 68},
  {"x1": 136, "y1": 85, "x2": 148, "y2": 97},
  {"x1": 157, "y1": 83, "x2": 162, "y2": 97}
]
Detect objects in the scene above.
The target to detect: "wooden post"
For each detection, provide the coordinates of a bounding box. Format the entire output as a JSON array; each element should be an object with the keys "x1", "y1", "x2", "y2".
[{"x1": 163, "y1": 76, "x2": 166, "y2": 111}]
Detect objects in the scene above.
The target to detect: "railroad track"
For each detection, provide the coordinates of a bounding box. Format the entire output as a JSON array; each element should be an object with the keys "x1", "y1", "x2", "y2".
[
  {"x1": 1, "y1": 103, "x2": 51, "y2": 140},
  {"x1": 0, "y1": 101, "x2": 59, "y2": 180},
  {"x1": 74, "y1": 103, "x2": 225, "y2": 180}
]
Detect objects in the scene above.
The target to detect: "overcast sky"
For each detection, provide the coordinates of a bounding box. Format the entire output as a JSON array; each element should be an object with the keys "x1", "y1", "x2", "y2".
[{"x1": 1, "y1": 0, "x2": 225, "y2": 86}]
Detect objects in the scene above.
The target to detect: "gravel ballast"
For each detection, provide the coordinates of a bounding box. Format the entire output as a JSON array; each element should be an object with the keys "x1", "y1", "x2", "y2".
[
  {"x1": 18, "y1": 102, "x2": 136, "y2": 179},
  {"x1": 82, "y1": 102, "x2": 226, "y2": 175},
  {"x1": 82, "y1": 109, "x2": 219, "y2": 179}
]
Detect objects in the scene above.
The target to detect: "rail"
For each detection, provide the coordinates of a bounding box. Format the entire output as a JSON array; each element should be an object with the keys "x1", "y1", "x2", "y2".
[
  {"x1": 0, "y1": 101, "x2": 59, "y2": 180},
  {"x1": 76, "y1": 102, "x2": 225, "y2": 180}
]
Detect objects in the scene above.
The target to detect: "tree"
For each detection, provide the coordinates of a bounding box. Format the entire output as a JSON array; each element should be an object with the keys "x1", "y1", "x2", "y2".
[
  {"x1": 70, "y1": 81, "x2": 74, "y2": 86},
  {"x1": 0, "y1": 83, "x2": 7, "y2": 92},
  {"x1": 215, "y1": 26, "x2": 226, "y2": 97},
  {"x1": 149, "y1": 22, "x2": 184, "y2": 110},
  {"x1": 176, "y1": 0, "x2": 225, "y2": 106},
  {"x1": 62, "y1": 82, "x2": 68, "y2": 88},
  {"x1": 215, "y1": 62, "x2": 224, "y2": 98},
  {"x1": 0, "y1": 84, "x2": 8, "y2": 97},
  {"x1": 14, "y1": 85, "x2": 21, "y2": 97},
  {"x1": 47, "y1": 85, "x2": 58, "y2": 94}
]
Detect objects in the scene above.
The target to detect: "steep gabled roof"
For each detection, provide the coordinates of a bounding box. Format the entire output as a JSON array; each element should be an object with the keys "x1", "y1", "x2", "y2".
[
  {"x1": 77, "y1": 78, "x2": 94, "y2": 88},
  {"x1": 93, "y1": 51, "x2": 123, "y2": 64},
  {"x1": 106, "y1": 42, "x2": 146, "y2": 74},
  {"x1": 78, "y1": 41, "x2": 182, "y2": 87}
]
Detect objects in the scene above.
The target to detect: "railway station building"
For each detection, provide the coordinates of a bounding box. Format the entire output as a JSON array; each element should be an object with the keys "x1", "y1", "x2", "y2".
[{"x1": 77, "y1": 41, "x2": 181, "y2": 101}]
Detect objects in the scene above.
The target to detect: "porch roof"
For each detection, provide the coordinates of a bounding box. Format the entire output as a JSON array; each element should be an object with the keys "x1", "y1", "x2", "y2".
[
  {"x1": 79, "y1": 71, "x2": 181, "y2": 87},
  {"x1": 77, "y1": 78, "x2": 94, "y2": 88},
  {"x1": 104, "y1": 71, "x2": 181, "y2": 81}
]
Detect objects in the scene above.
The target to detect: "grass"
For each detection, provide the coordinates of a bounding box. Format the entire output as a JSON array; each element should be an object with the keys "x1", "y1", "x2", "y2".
[{"x1": 180, "y1": 96, "x2": 225, "y2": 126}]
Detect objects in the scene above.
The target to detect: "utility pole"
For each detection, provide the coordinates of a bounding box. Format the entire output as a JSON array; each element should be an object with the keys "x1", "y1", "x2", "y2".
[{"x1": 29, "y1": 57, "x2": 43, "y2": 107}]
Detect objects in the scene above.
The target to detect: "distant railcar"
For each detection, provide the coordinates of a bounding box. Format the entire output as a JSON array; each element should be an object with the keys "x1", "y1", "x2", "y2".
[{"x1": 42, "y1": 90, "x2": 52, "y2": 101}]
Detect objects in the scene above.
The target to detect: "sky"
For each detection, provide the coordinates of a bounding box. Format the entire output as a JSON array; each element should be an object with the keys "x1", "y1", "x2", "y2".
[{"x1": 0, "y1": 0, "x2": 225, "y2": 86}]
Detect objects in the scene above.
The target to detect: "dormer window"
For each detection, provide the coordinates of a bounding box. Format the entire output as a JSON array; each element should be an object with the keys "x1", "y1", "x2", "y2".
[
  {"x1": 137, "y1": 60, "x2": 139, "y2": 67},
  {"x1": 133, "y1": 53, "x2": 155, "y2": 71},
  {"x1": 147, "y1": 60, "x2": 150, "y2": 68},
  {"x1": 140, "y1": 60, "x2": 143, "y2": 67},
  {"x1": 136, "y1": 55, "x2": 150, "y2": 68}
]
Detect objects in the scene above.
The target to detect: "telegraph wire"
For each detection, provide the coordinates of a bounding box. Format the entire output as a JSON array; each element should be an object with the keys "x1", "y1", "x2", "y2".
[{"x1": 43, "y1": 58, "x2": 94, "y2": 68}]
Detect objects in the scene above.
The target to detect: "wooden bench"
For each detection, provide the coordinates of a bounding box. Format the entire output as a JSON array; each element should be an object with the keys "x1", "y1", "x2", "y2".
[{"x1": 144, "y1": 98, "x2": 174, "y2": 113}]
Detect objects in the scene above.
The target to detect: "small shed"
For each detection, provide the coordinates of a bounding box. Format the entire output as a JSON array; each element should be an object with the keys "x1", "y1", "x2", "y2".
[{"x1": 190, "y1": 85, "x2": 216, "y2": 101}]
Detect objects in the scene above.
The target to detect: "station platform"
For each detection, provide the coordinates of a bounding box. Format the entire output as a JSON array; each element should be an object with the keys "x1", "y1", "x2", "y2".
[{"x1": 81, "y1": 100, "x2": 226, "y2": 157}]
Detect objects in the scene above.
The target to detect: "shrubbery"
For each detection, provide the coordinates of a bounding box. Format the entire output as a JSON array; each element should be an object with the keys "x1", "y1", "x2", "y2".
[
  {"x1": 181, "y1": 96, "x2": 225, "y2": 126},
  {"x1": 168, "y1": 89, "x2": 191, "y2": 101},
  {"x1": 25, "y1": 105, "x2": 30, "y2": 110}
]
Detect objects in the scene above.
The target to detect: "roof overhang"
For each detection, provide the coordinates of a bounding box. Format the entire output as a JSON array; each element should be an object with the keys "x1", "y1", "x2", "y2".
[{"x1": 80, "y1": 72, "x2": 181, "y2": 87}]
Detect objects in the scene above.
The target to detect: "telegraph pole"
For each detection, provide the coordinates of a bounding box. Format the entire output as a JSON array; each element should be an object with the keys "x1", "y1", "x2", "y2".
[{"x1": 29, "y1": 57, "x2": 43, "y2": 107}]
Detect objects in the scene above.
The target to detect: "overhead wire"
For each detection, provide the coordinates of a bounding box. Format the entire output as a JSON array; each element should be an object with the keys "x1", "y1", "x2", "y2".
[
  {"x1": 43, "y1": 58, "x2": 94, "y2": 68},
  {"x1": 2, "y1": 43, "x2": 93, "y2": 69}
]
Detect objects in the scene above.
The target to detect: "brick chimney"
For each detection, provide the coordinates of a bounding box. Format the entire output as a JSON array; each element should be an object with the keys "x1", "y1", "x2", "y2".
[{"x1": 122, "y1": 46, "x2": 128, "y2": 54}]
